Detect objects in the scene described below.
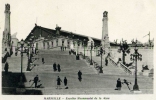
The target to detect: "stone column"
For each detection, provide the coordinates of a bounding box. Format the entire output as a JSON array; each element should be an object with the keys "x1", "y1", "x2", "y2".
[
  {"x1": 64, "y1": 39, "x2": 68, "y2": 47},
  {"x1": 49, "y1": 41, "x2": 52, "y2": 49},
  {"x1": 101, "y1": 11, "x2": 110, "y2": 52},
  {"x1": 58, "y1": 38, "x2": 63, "y2": 47},
  {"x1": 44, "y1": 42, "x2": 47, "y2": 49},
  {"x1": 53, "y1": 39, "x2": 56, "y2": 47}
]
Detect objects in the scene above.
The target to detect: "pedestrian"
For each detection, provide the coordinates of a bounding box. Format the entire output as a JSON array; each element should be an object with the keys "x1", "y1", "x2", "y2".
[
  {"x1": 56, "y1": 76, "x2": 62, "y2": 89},
  {"x1": 64, "y1": 77, "x2": 67, "y2": 86},
  {"x1": 4, "y1": 62, "x2": 9, "y2": 75},
  {"x1": 61, "y1": 46, "x2": 62, "y2": 51},
  {"x1": 53, "y1": 62, "x2": 57, "y2": 71},
  {"x1": 69, "y1": 51, "x2": 71, "y2": 55},
  {"x1": 105, "y1": 58, "x2": 108, "y2": 66},
  {"x1": 42, "y1": 58, "x2": 45, "y2": 64},
  {"x1": 116, "y1": 78, "x2": 122, "y2": 90},
  {"x1": 62, "y1": 46, "x2": 64, "y2": 51},
  {"x1": 78, "y1": 70, "x2": 82, "y2": 82},
  {"x1": 34, "y1": 75, "x2": 39, "y2": 88},
  {"x1": 57, "y1": 64, "x2": 61, "y2": 72},
  {"x1": 65, "y1": 46, "x2": 66, "y2": 50},
  {"x1": 15, "y1": 51, "x2": 17, "y2": 56},
  {"x1": 35, "y1": 48, "x2": 37, "y2": 55}
]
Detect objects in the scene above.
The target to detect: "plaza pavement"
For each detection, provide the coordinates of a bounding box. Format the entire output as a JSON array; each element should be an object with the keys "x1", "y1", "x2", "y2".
[{"x1": 2, "y1": 48, "x2": 153, "y2": 94}]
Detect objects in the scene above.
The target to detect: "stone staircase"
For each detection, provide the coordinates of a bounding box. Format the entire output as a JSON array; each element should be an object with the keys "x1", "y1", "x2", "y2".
[
  {"x1": 2, "y1": 56, "x2": 28, "y2": 73},
  {"x1": 31, "y1": 49, "x2": 96, "y2": 74},
  {"x1": 2, "y1": 48, "x2": 153, "y2": 94}
]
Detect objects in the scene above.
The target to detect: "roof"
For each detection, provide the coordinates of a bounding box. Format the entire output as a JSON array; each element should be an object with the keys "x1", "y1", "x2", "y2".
[{"x1": 25, "y1": 24, "x2": 117, "y2": 46}]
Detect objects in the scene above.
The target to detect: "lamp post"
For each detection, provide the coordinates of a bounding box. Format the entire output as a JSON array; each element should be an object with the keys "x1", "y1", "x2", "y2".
[
  {"x1": 20, "y1": 39, "x2": 24, "y2": 75},
  {"x1": 26, "y1": 42, "x2": 31, "y2": 71},
  {"x1": 77, "y1": 39, "x2": 80, "y2": 55},
  {"x1": 16, "y1": 39, "x2": 25, "y2": 89},
  {"x1": 90, "y1": 41, "x2": 93, "y2": 65},
  {"x1": 76, "y1": 39, "x2": 80, "y2": 60},
  {"x1": 118, "y1": 39, "x2": 130, "y2": 65},
  {"x1": 83, "y1": 39, "x2": 86, "y2": 59},
  {"x1": 99, "y1": 46, "x2": 104, "y2": 73},
  {"x1": 130, "y1": 39, "x2": 142, "y2": 91}
]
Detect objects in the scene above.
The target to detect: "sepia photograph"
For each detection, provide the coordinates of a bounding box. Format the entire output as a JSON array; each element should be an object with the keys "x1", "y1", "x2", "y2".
[{"x1": 0, "y1": 0, "x2": 155, "y2": 100}]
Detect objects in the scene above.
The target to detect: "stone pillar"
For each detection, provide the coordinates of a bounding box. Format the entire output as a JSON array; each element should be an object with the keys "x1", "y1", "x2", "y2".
[
  {"x1": 2, "y1": 4, "x2": 11, "y2": 54},
  {"x1": 53, "y1": 39, "x2": 56, "y2": 47},
  {"x1": 58, "y1": 38, "x2": 63, "y2": 47},
  {"x1": 64, "y1": 39, "x2": 68, "y2": 47},
  {"x1": 70, "y1": 40, "x2": 74, "y2": 49},
  {"x1": 67, "y1": 39, "x2": 70, "y2": 48},
  {"x1": 44, "y1": 42, "x2": 47, "y2": 49},
  {"x1": 49, "y1": 41, "x2": 52, "y2": 49},
  {"x1": 51, "y1": 41, "x2": 54, "y2": 47},
  {"x1": 101, "y1": 11, "x2": 110, "y2": 53}
]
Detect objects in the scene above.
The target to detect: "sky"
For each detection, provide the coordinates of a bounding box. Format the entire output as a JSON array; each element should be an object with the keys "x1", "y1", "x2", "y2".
[{"x1": 0, "y1": 0, "x2": 156, "y2": 43}]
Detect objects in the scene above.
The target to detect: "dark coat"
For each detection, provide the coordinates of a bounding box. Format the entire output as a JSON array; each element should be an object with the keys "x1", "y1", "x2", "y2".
[
  {"x1": 78, "y1": 71, "x2": 82, "y2": 79},
  {"x1": 42, "y1": 58, "x2": 44, "y2": 62},
  {"x1": 4, "y1": 63, "x2": 9, "y2": 71},
  {"x1": 57, "y1": 78, "x2": 62, "y2": 85},
  {"x1": 53, "y1": 63, "x2": 57, "y2": 70},
  {"x1": 64, "y1": 78, "x2": 67, "y2": 86},
  {"x1": 116, "y1": 79, "x2": 122, "y2": 87},
  {"x1": 57, "y1": 64, "x2": 61, "y2": 72},
  {"x1": 34, "y1": 76, "x2": 39, "y2": 83}
]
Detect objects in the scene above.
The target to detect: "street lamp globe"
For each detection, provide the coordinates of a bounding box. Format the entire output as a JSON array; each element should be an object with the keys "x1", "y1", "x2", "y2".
[{"x1": 21, "y1": 39, "x2": 24, "y2": 45}]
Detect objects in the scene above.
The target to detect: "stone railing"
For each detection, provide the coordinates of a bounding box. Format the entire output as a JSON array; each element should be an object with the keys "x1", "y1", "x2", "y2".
[
  {"x1": 79, "y1": 52, "x2": 100, "y2": 72},
  {"x1": 119, "y1": 62, "x2": 132, "y2": 75},
  {"x1": 109, "y1": 57, "x2": 132, "y2": 75}
]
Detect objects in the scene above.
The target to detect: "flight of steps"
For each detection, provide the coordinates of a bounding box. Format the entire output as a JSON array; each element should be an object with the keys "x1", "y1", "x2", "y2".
[
  {"x1": 23, "y1": 72, "x2": 153, "y2": 94},
  {"x1": 31, "y1": 49, "x2": 96, "y2": 74},
  {"x1": 92, "y1": 56, "x2": 128, "y2": 75},
  {"x1": 2, "y1": 55, "x2": 28, "y2": 73}
]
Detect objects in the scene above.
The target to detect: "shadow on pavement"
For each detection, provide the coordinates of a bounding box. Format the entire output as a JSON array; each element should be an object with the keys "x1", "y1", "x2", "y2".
[{"x1": 2, "y1": 71, "x2": 43, "y2": 95}]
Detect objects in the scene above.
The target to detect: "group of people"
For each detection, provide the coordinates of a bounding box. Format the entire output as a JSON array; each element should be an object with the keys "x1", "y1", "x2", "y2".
[
  {"x1": 70, "y1": 49, "x2": 76, "y2": 55},
  {"x1": 61, "y1": 46, "x2": 67, "y2": 51},
  {"x1": 115, "y1": 78, "x2": 131, "y2": 90},
  {"x1": 53, "y1": 62, "x2": 61, "y2": 72},
  {"x1": 56, "y1": 76, "x2": 68, "y2": 89},
  {"x1": 31, "y1": 70, "x2": 82, "y2": 89}
]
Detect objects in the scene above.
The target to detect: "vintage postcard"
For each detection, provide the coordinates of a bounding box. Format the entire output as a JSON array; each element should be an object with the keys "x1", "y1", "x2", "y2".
[{"x1": 0, "y1": 0, "x2": 155, "y2": 100}]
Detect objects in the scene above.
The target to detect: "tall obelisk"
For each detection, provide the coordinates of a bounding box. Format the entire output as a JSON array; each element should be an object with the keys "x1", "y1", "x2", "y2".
[
  {"x1": 2, "y1": 4, "x2": 11, "y2": 53},
  {"x1": 101, "y1": 11, "x2": 110, "y2": 53}
]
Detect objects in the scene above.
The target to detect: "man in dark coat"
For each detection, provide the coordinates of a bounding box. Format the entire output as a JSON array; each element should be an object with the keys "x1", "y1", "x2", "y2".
[
  {"x1": 116, "y1": 78, "x2": 122, "y2": 90},
  {"x1": 69, "y1": 51, "x2": 71, "y2": 55},
  {"x1": 61, "y1": 46, "x2": 62, "y2": 51},
  {"x1": 4, "y1": 62, "x2": 9, "y2": 75},
  {"x1": 105, "y1": 58, "x2": 108, "y2": 66},
  {"x1": 65, "y1": 46, "x2": 66, "y2": 50},
  {"x1": 57, "y1": 76, "x2": 62, "y2": 89},
  {"x1": 41, "y1": 58, "x2": 44, "y2": 63},
  {"x1": 57, "y1": 64, "x2": 61, "y2": 72},
  {"x1": 34, "y1": 75, "x2": 39, "y2": 88},
  {"x1": 64, "y1": 77, "x2": 67, "y2": 86},
  {"x1": 53, "y1": 62, "x2": 57, "y2": 71},
  {"x1": 78, "y1": 70, "x2": 82, "y2": 82}
]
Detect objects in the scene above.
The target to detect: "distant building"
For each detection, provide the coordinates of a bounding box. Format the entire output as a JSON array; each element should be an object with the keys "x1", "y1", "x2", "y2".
[{"x1": 25, "y1": 11, "x2": 116, "y2": 51}]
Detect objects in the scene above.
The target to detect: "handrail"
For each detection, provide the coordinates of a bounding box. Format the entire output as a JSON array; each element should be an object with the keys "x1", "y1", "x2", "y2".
[
  {"x1": 108, "y1": 57, "x2": 118, "y2": 66},
  {"x1": 119, "y1": 62, "x2": 132, "y2": 75},
  {"x1": 109, "y1": 57, "x2": 132, "y2": 75}
]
